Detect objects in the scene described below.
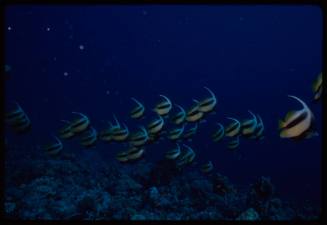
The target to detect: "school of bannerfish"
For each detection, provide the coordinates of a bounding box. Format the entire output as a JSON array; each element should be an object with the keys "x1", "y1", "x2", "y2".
[{"x1": 5, "y1": 72, "x2": 322, "y2": 174}]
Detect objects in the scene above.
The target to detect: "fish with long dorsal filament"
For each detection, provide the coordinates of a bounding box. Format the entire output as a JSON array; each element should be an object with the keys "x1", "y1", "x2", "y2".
[
  {"x1": 153, "y1": 95, "x2": 172, "y2": 117},
  {"x1": 253, "y1": 114, "x2": 265, "y2": 140},
  {"x1": 98, "y1": 115, "x2": 121, "y2": 142},
  {"x1": 227, "y1": 136, "x2": 240, "y2": 150},
  {"x1": 126, "y1": 146, "x2": 145, "y2": 161},
  {"x1": 225, "y1": 117, "x2": 241, "y2": 137},
  {"x1": 130, "y1": 97, "x2": 145, "y2": 119},
  {"x1": 147, "y1": 115, "x2": 164, "y2": 135},
  {"x1": 183, "y1": 123, "x2": 198, "y2": 140},
  {"x1": 116, "y1": 150, "x2": 129, "y2": 163},
  {"x1": 176, "y1": 144, "x2": 196, "y2": 168},
  {"x1": 212, "y1": 123, "x2": 225, "y2": 142},
  {"x1": 80, "y1": 127, "x2": 97, "y2": 148},
  {"x1": 171, "y1": 104, "x2": 186, "y2": 125},
  {"x1": 111, "y1": 122, "x2": 129, "y2": 142},
  {"x1": 44, "y1": 135, "x2": 63, "y2": 156},
  {"x1": 312, "y1": 72, "x2": 322, "y2": 102},
  {"x1": 70, "y1": 112, "x2": 90, "y2": 133},
  {"x1": 198, "y1": 87, "x2": 217, "y2": 113},
  {"x1": 241, "y1": 110, "x2": 258, "y2": 138},
  {"x1": 167, "y1": 124, "x2": 185, "y2": 141},
  {"x1": 5, "y1": 101, "x2": 31, "y2": 133},
  {"x1": 201, "y1": 161, "x2": 214, "y2": 173},
  {"x1": 165, "y1": 143, "x2": 181, "y2": 160},
  {"x1": 186, "y1": 100, "x2": 204, "y2": 122},
  {"x1": 130, "y1": 126, "x2": 149, "y2": 147},
  {"x1": 58, "y1": 120, "x2": 75, "y2": 139},
  {"x1": 279, "y1": 95, "x2": 316, "y2": 139}
]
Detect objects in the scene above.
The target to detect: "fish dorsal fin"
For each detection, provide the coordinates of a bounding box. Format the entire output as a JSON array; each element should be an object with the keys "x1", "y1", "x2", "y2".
[
  {"x1": 52, "y1": 135, "x2": 62, "y2": 146},
  {"x1": 217, "y1": 123, "x2": 224, "y2": 130},
  {"x1": 159, "y1": 94, "x2": 172, "y2": 105},
  {"x1": 72, "y1": 112, "x2": 88, "y2": 121},
  {"x1": 203, "y1": 86, "x2": 216, "y2": 102},
  {"x1": 122, "y1": 123, "x2": 129, "y2": 133},
  {"x1": 192, "y1": 99, "x2": 199, "y2": 104},
  {"x1": 112, "y1": 114, "x2": 121, "y2": 128},
  {"x1": 227, "y1": 117, "x2": 239, "y2": 125},
  {"x1": 248, "y1": 110, "x2": 257, "y2": 123},
  {"x1": 139, "y1": 126, "x2": 148, "y2": 137},
  {"x1": 175, "y1": 104, "x2": 185, "y2": 114},
  {"x1": 288, "y1": 95, "x2": 309, "y2": 112},
  {"x1": 131, "y1": 97, "x2": 143, "y2": 108}
]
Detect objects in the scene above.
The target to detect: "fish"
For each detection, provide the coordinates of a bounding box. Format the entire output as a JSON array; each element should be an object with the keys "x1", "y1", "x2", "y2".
[
  {"x1": 147, "y1": 115, "x2": 164, "y2": 135},
  {"x1": 130, "y1": 126, "x2": 149, "y2": 147},
  {"x1": 58, "y1": 120, "x2": 75, "y2": 139},
  {"x1": 5, "y1": 102, "x2": 26, "y2": 124},
  {"x1": 165, "y1": 143, "x2": 181, "y2": 160},
  {"x1": 130, "y1": 97, "x2": 145, "y2": 119},
  {"x1": 167, "y1": 125, "x2": 185, "y2": 141},
  {"x1": 212, "y1": 123, "x2": 225, "y2": 142},
  {"x1": 279, "y1": 95, "x2": 315, "y2": 139},
  {"x1": 116, "y1": 151, "x2": 129, "y2": 162},
  {"x1": 171, "y1": 104, "x2": 186, "y2": 125},
  {"x1": 80, "y1": 127, "x2": 97, "y2": 148},
  {"x1": 198, "y1": 87, "x2": 217, "y2": 113},
  {"x1": 201, "y1": 161, "x2": 214, "y2": 173},
  {"x1": 153, "y1": 95, "x2": 172, "y2": 116},
  {"x1": 312, "y1": 72, "x2": 322, "y2": 101},
  {"x1": 176, "y1": 144, "x2": 196, "y2": 167},
  {"x1": 5, "y1": 102, "x2": 31, "y2": 133},
  {"x1": 44, "y1": 135, "x2": 63, "y2": 156},
  {"x1": 253, "y1": 114, "x2": 265, "y2": 140},
  {"x1": 126, "y1": 146, "x2": 145, "y2": 161},
  {"x1": 241, "y1": 110, "x2": 258, "y2": 138},
  {"x1": 111, "y1": 123, "x2": 129, "y2": 141},
  {"x1": 227, "y1": 136, "x2": 240, "y2": 149},
  {"x1": 99, "y1": 115, "x2": 121, "y2": 142},
  {"x1": 70, "y1": 112, "x2": 90, "y2": 133},
  {"x1": 186, "y1": 101, "x2": 204, "y2": 122},
  {"x1": 183, "y1": 123, "x2": 198, "y2": 140},
  {"x1": 225, "y1": 117, "x2": 241, "y2": 137}
]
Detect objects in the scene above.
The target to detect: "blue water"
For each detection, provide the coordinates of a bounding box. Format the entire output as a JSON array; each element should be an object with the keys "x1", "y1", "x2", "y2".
[{"x1": 5, "y1": 5, "x2": 322, "y2": 219}]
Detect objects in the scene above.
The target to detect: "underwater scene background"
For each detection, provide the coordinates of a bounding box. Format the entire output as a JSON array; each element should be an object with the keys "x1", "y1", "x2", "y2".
[{"x1": 4, "y1": 5, "x2": 322, "y2": 220}]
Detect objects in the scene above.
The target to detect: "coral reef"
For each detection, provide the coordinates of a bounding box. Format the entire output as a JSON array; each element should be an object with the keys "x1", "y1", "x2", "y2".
[{"x1": 4, "y1": 147, "x2": 320, "y2": 220}]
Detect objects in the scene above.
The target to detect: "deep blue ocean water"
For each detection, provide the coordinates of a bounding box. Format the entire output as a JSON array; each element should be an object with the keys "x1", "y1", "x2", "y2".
[{"x1": 4, "y1": 5, "x2": 322, "y2": 219}]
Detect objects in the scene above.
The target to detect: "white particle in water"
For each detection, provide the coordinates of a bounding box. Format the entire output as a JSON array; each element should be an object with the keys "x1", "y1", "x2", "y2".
[
  {"x1": 79, "y1": 45, "x2": 84, "y2": 50},
  {"x1": 106, "y1": 90, "x2": 110, "y2": 95},
  {"x1": 64, "y1": 72, "x2": 69, "y2": 76},
  {"x1": 7, "y1": 26, "x2": 12, "y2": 31},
  {"x1": 46, "y1": 27, "x2": 51, "y2": 31}
]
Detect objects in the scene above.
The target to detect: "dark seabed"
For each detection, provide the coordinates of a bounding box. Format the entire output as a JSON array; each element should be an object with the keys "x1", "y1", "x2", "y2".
[{"x1": 4, "y1": 5, "x2": 322, "y2": 220}]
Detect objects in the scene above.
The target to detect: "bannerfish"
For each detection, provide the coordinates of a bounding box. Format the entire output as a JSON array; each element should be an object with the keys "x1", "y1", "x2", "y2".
[
  {"x1": 312, "y1": 72, "x2": 322, "y2": 102},
  {"x1": 70, "y1": 112, "x2": 90, "y2": 133},
  {"x1": 99, "y1": 115, "x2": 121, "y2": 142},
  {"x1": 167, "y1": 125, "x2": 185, "y2": 141},
  {"x1": 111, "y1": 115, "x2": 129, "y2": 142},
  {"x1": 227, "y1": 136, "x2": 240, "y2": 149},
  {"x1": 183, "y1": 123, "x2": 198, "y2": 140},
  {"x1": 153, "y1": 95, "x2": 172, "y2": 116},
  {"x1": 279, "y1": 95, "x2": 316, "y2": 139},
  {"x1": 171, "y1": 104, "x2": 186, "y2": 125},
  {"x1": 253, "y1": 114, "x2": 265, "y2": 140},
  {"x1": 80, "y1": 127, "x2": 97, "y2": 148},
  {"x1": 44, "y1": 135, "x2": 63, "y2": 156},
  {"x1": 201, "y1": 161, "x2": 214, "y2": 173},
  {"x1": 5, "y1": 102, "x2": 31, "y2": 133},
  {"x1": 176, "y1": 144, "x2": 196, "y2": 167},
  {"x1": 147, "y1": 115, "x2": 164, "y2": 135},
  {"x1": 130, "y1": 97, "x2": 145, "y2": 119},
  {"x1": 130, "y1": 126, "x2": 149, "y2": 147},
  {"x1": 127, "y1": 146, "x2": 145, "y2": 161},
  {"x1": 241, "y1": 110, "x2": 258, "y2": 138},
  {"x1": 212, "y1": 123, "x2": 225, "y2": 142},
  {"x1": 165, "y1": 143, "x2": 181, "y2": 160},
  {"x1": 186, "y1": 100, "x2": 204, "y2": 122},
  {"x1": 225, "y1": 117, "x2": 241, "y2": 137},
  {"x1": 116, "y1": 151, "x2": 129, "y2": 162},
  {"x1": 198, "y1": 87, "x2": 217, "y2": 113},
  {"x1": 58, "y1": 120, "x2": 75, "y2": 139}
]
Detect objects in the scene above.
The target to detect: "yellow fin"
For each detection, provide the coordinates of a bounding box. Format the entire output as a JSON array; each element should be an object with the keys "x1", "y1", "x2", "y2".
[
  {"x1": 278, "y1": 120, "x2": 285, "y2": 129},
  {"x1": 285, "y1": 111, "x2": 297, "y2": 122}
]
